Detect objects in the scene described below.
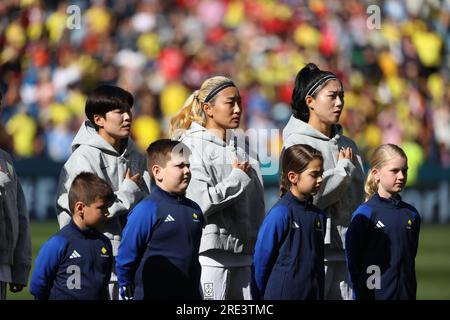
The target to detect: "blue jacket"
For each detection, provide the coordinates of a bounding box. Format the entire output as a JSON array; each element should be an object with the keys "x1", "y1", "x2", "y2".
[
  {"x1": 252, "y1": 191, "x2": 326, "y2": 300},
  {"x1": 345, "y1": 193, "x2": 421, "y2": 300},
  {"x1": 30, "y1": 220, "x2": 113, "y2": 300},
  {"x1": 116, "y1": 185, "x2": 204, "y2": 300}
]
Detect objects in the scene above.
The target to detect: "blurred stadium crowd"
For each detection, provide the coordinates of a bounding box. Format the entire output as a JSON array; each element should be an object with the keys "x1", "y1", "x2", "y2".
[{"x1": 1, "y1": 0, "x2": 450, "y2": 185}]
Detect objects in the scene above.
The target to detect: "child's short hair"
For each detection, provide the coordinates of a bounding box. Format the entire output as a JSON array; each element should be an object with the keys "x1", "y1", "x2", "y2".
[
  {"x1": 146, "y1": 139, "x2": 191, "y2": 180},
  {"x1": 68, "y1": 172, "x2": 115, "y2": 214},
  {"x1": 85, "y1": 85, "x2": 134, "y2": 130},
  {"x1": 280, "y1": 144, "x2": 323, "y2": 196}
]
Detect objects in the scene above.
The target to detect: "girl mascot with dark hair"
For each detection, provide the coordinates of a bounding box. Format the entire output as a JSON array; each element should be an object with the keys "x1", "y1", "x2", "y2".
[{"x1": 282, "y1": 63, "x2": 365, "y2": 300}]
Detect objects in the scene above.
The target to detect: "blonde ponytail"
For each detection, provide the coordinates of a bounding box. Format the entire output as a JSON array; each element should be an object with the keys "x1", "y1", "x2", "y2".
[
  {"x1": 364, "y1": 171, "x2": 378, "y2": 201},
  {"x1": 169, "y1": 91, "x2": 205, "y2": 137},
  {"x1": 169, "y1": 76, "x2": 236, "y2": 138}
]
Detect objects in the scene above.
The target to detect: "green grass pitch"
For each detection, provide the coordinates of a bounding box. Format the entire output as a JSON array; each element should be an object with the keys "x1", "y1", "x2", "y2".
[{"x1": 6, "y1": 221, "x2": 450, "y2": 300}]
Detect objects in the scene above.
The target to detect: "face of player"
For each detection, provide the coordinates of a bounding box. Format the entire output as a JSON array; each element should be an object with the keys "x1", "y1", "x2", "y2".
[
  {"x1": 81, "y1": 197, "x2": 110, "y2": 230},
  {"x1": 204, "y1": 86, "x2": 242, "y2": 132},
  {"x1": 374, "y1": 156, "x2": 408, "y2": 198},
  {"x1": 289, "y1": 158, "x2": 324, "y2": 201},
  {"x1": 157, "y1": 153, "x2": 191, "y2": 195},
  {"x1": 308, "y1": 79, "x2": 344, "y2": 126},
  {"x1": 94, "y1": 106, "x2": 132, "y2": 147}
]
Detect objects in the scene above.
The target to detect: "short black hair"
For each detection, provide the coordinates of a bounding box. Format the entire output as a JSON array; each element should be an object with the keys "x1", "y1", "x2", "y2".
[
  {"x1": 146, "y1": 139, "x2": 191, "y2": 180},
  {"x1": 85, "y1": 85, "x2": 134, "y2": 130},
  {"x1": 68, "y1": 172, "x2": 115, "y2": 214}
]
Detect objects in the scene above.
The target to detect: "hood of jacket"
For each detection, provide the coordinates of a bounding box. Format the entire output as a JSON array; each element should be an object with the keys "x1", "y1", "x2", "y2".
[
  {"x1": 283, "y1": 115, "x2": 344, "y2": 143},
  {"x1": 175, "y1": 122, "x2": 232, "y2": 148}
]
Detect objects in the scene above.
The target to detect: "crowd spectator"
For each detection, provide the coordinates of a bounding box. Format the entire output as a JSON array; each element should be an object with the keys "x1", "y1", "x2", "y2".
[{"x1": 0, "y1": 0, "x2": 449, "y2": 181}]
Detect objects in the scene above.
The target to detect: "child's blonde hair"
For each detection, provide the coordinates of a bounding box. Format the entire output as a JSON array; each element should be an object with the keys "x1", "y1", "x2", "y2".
[
  {"x1": 365, "y1": 144, "x2": 408, "y2": 201},
  {"x1": 169, "y1": 76, "x2": 235, "y2": 137}
]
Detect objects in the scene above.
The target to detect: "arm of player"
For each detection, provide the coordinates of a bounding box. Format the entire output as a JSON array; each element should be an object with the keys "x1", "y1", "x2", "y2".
[
  {"x1": 313, "y1": 158, "x2": 356, "y2": 210},
  {"x1": 109, "y1": 156, "x2": 152, "y2": 220},
  {"x1": 314, "y1": 141, "x2": 365, "y2": 211},
  {"x1": 251, "y1": 205, "x2": 289, "y2": 300},
  {"x1": 108, "y1": 175, "x2": 147, "y2": 219},
  {"x1": 56, "y1": 154, "x2": 96, "y2": 228},
  {"x1": 29, "y1": 236, "x2": 66, "y2": 300},
  {"x1": 186, "y1": 163, "x2": 252, "y2": 217},
  {"x1": 11, "y1": 175, "x2": 32, "y2": 287},
  {"x1": 56, "y1": 153, "x2": 147, "y2": 227}
]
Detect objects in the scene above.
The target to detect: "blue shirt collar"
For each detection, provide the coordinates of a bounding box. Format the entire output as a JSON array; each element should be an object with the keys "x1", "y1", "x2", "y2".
[
  {"x1": 153, "y1": 184, "x2": 186, "y2": 202},
  {"x1": 374, "y1": 192, "x2": 402, "y2": 206},
  {"x1": 284, "y1": 191, "x2": 313, "y2": 207},
  {"x1": 69, "y1": 219, "x2": 98, "y2": 237}
]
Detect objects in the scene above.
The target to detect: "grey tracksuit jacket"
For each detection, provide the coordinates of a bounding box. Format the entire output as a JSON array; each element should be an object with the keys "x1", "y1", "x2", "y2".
[
  {"x1": 283, "y1": 116, "x2": 365, "y2": 256},
  {"x1": 56, "y1": 120, "x2": 151, "y2": 255},
  {"x1": 0, "y1": 149, "x2": 31, "y2": 285},
  {"x1": 176, "y1": 122, "x2": 266, "y2": 256}
]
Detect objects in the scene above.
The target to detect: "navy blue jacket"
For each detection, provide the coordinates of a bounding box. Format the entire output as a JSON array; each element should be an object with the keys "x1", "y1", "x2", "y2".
[
  {"x1": 30, "y1": 220, "x2": 113, "y2": 300},
  {"x1": 252, "y1": 191, "x2": 326, "y2": 300},
  {"x1": 116, "y1": 185, "x2": 204, "y2": 300},
  {"x1": 345, "y1": 193, "x2": 421, "y2": 300}
]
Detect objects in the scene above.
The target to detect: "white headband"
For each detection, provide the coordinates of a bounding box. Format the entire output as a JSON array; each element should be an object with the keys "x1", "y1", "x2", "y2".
[{"x1": 305, "y1": 74, "x2": 338, "y2": 98}]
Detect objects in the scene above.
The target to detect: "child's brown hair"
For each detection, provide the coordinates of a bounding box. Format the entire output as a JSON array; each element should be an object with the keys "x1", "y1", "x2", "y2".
[
  {"x1": 146, "y1": 139, "x2": 191, "y2": 180},
  {"x1": 68, "y1": 172, "x2": 114, "y2": 214},
  {"x1": 280, "y1": 144, "x2": 323, "y2": 196}
]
